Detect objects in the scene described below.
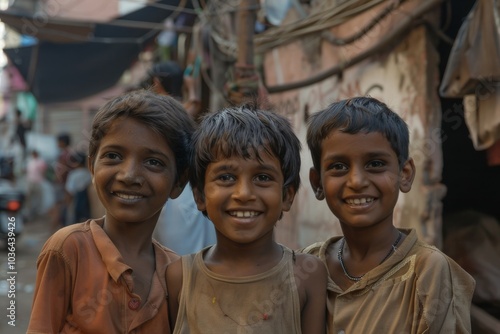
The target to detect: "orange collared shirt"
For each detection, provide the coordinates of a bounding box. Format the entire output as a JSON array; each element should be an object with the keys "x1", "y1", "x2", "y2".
[{"x1": 28, "y1": 218, "x2": 178, "y2": 334}]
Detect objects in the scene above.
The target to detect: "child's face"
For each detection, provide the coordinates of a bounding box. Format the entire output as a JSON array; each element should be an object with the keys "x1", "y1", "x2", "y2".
[
  {"x1": 310, "y1": 130, "x2": 414, "y2": 230},
  {"x1": 89, "y1": 117, "x2": 183, "y2": 227},
  {"x1": 195, "y1": 148, "x2": 295, "y2": 245}
]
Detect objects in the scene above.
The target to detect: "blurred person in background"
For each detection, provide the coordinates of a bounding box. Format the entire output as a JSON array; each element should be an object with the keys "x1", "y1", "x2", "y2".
[
  {"x1": 65, "y1": 151, "x2": 92, "y2": 225},
  {"x1": 11, "y1": 109, "x2": 29, "y2": 158},
  {"x1": 50, "y1": 133, "x2": 75, "y2": 231},
  {"x1": 149, "y1": 60, "x2": 216, "y2": 255},
  {"x1": 25, "y1": 149, "x2": 48, "y2": 220}
]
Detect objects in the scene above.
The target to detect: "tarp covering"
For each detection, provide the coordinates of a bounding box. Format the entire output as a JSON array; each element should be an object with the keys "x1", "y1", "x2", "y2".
[
  {"x1": 439, "y1": 0, "x2": 500, "y2": 98},
  {"x1": 1, "y1": 0, "x2": 195, "y2": 103}
]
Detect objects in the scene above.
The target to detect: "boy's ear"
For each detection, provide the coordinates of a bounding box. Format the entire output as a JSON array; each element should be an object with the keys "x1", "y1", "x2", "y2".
[
  {"x1": 88, "y1": 156, "x2": 95, "y2": 185},
  {"x1": 281, "y1": 186, "x2": 297, "y2": 212},
  {"x1": 87, "y1": 156, "x2": 93, "y2": 174},
  {"x1": 169, "y1": 171, "x2": 189, "y2": 199},
  {"x1": 192, "y1": 187, "x2": 207, "y2": 212},
  {"x1": 400, "y1": 157, "x2": 416, "y2": 193},
  {"x1": 309, "y1": 167, "x2": 325, "y2": 200}
]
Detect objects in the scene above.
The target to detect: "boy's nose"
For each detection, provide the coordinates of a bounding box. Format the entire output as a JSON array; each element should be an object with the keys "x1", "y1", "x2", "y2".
[
  {"x1": 232, "y1": 179, "x2": 255, "y2": 201},
  {"x1": 117, "y1": 160, "x2": 144, "y2": 186},
  {"x1": 346, "y1": 167, "x2": 369, "y2": 189}
]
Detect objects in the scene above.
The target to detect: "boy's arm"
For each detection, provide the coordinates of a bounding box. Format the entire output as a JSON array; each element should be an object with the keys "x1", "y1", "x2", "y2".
[
  {"x1": 166, "y1": 258, "x2": 183, "y2": 332},
  {"x1": 416, "y1": 250, "x2": 475, "y2": 333},
  {"x1": 27, "y1": 250, "x2": 72, "y2": 333},
  {"x1": 295, "y1": 253, "x2": 328, "y2": 334}
]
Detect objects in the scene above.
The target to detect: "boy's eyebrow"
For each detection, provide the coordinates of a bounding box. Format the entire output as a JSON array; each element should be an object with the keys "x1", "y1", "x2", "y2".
[
  {"x1": 324, "y1": 151, "x2": 394, "y2": 160},
  {"x1": 99, "y1": 144, "x2": 173, "y2": 161},
  {"x1": 364, "y1": 151, "x2": 394, "y2": 159},
  {"x1": 257, "y1": 163, "x2": 281, "y2": 173},
  {"x1": 145, "y1": 148, "x2": 173, "y2": 161},
  {"x1": 209, "y1": 162, "x2": 280, "y2": 173},
  {"x1": 209, "y1": 163, "x2": 235, "y2": 173}
]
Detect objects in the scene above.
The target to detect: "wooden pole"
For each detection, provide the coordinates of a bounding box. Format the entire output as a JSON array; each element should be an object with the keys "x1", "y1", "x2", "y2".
[
  {"x1": 232, "y1": 0, "x2": 259, "y2": 104},
  {"x1": 236, "y1": 0, "x2": 257, "y2": 68}
]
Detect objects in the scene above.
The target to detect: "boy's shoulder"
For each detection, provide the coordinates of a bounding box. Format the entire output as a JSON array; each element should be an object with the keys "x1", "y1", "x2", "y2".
[
  {"x1": 296, "y1": 236, "x2": 342, "y2": 258},
  {"x1": 298, "y1": 242, "x2": 324, "y2": 257},
  {"x1": 36, "y1": 220, "x2": 95, "y2": 268},
  {"x1": 411, "y1": 239, "x2": 453, "y2": 264},
  {"x1": 291, "y1": 250, "x2": 326, "y2": 272},
  {"x1": 409, "y1": 238, "x2": 474, "y2": 282},
  {"x1": 283, "y1": 246, "x2": 327, "y2": 280},
  {"x1": 152, "y1": 238, "x2": 180, "y2": 263},
  {"x1": 42, "y1": 220, "x2": 93, "y2": 251}
]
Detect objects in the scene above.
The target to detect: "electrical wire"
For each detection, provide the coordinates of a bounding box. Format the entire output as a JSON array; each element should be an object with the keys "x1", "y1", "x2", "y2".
[
  {"x1": 0, "y1": 0, "x2": 194, "y2": 44},
  {"x1": 263, "y1": 0, "x2": 444, "y2": 93},
  {"x1": 254, "y1": 0, "x2": 392, "y2": 52}
]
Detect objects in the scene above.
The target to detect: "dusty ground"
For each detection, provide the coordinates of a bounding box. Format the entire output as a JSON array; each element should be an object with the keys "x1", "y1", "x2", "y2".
[{"x1": 0, "y1": 217, "x2": 51, "y2": 334}]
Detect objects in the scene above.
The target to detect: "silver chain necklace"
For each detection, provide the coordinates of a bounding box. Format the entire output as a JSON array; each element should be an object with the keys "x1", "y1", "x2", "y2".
[{"x1": 337, "y1": 231, "x2": 403, "y2": 282}]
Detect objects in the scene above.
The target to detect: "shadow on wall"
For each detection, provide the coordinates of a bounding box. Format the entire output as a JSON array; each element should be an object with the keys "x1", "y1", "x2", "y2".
[{"x1": 443, "y1": 210, "x2": 500, "y2": 323}]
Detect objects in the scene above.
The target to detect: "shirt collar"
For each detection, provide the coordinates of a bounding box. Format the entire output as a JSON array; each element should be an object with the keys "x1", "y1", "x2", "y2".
[
  {"x1": 319, "y1": 228, "x2": 418, "y2": 292},
  {"x1": 90, "y1": 218, "x2": 131, "y2": 283}
]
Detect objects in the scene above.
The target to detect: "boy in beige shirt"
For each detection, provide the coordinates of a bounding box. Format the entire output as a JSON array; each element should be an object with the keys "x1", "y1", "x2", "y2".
[{"x1": 302, "y1": 96, "x2": 475, "y2": 333}]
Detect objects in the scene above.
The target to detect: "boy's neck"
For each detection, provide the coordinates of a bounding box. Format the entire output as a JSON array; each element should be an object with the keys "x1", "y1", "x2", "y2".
[
  {"x1": 341, "y1": 225, "x2": 400, "y2": 259},
  {"x1": 102, "y1": 217, "x2": 155, "y2": 256},
  {"x1": 204, "y1": 239, "x2": 283, "y2": 277}
]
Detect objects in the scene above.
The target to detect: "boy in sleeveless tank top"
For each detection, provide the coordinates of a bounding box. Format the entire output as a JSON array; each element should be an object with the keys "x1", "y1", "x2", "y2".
[{"x1": 166, "y1": 105, "x2": 328, "y2": 333}]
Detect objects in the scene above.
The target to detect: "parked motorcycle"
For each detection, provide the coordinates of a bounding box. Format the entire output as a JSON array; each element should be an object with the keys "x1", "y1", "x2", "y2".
[{"x1": 0, "y1": 155, "x2": 24, "y2": 249}]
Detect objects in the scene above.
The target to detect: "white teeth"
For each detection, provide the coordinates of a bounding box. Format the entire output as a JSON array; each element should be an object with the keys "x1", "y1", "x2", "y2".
[
  {"x1": 115, "y1": 193, "x2": 142, "y2": 200},
  {"x1": 231, "y1": 211, "x2": 259, "y2": 218},
  {"x1": 346, "y1": 198, "x2": 374, "y2": 205}
]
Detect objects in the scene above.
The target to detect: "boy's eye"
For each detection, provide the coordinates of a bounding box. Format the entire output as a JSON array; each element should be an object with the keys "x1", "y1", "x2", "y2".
[
  {"x1": 146, "y1": 158, "x2": 164, "y2": 167},
  {"x1": 103, "y1": 152, "x2": 121, "y2": 160},
  {"x1": 328, "y1": 162, "x2": 347, "y2": 171},
  {"x1": 255, "y1": 174, "x2": 272, "y2": 182},
  {"x1": 218, "y1": 174, "x2": 235, "y2": 182},
  {"x1": 367, "y1": 160, "x2": 385, "y2": 168}
]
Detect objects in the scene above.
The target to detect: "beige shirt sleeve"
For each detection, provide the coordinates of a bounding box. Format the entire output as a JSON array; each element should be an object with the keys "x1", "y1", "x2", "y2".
[{"x1": 414, "y1": 247, "x2": 476, "y2": 333}]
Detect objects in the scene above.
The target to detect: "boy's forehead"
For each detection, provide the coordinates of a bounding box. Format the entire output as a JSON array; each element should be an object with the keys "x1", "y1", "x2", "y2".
[
  {"x1": 211, "y1": 142, "x2": 273, "y2": 158},
  {"x1": 104, "y1": 117, "x2": 155, "y2": 136},
  {"x1": 326, "y1": 129, "x2": 387, "y2": 141},
  {"x1": 209, "y1": 147, "x2": 282, "y2": 167},
  {"x1": 323, "y1": 130, "x2": 395, "y2": 155},
  {"x1": 99, "y1": 118, "x2": 170, "y2": 148}
]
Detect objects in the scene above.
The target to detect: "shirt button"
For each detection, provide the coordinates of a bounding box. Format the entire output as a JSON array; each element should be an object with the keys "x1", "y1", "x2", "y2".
[{"x1": 128, "y1": 298, "x2": 141, "y2": 310}]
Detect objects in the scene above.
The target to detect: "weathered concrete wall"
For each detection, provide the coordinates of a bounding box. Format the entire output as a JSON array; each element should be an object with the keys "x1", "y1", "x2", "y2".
[{"x1": 266, "y1": 1, "x2": 445, "y2": 249}]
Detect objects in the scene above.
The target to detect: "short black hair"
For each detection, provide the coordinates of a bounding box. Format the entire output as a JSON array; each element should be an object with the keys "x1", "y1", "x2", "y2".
[
  {"x1": 190, "y1": 104, "x2": 301, "y2": 196},
  {"x1": 88, "y1": 89, "x2": 195, "y2": 182},
  {"x1": 150, "y1": 61, "x2": 183, "y2": 98},
  {"x1": 57, "y1": 133, "x2": 71, "y2": 146},
  {"x1": 307, "y1": 96, "x2": 410, "y2": 171}
]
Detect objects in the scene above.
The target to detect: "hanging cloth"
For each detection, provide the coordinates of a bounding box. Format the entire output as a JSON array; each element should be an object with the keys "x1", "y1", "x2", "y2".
[
  {"x1": 440, "y1": 0, "x2": 500, "y2": 98},
  {"x1": 441, "y1": 0, "x2": 500, "y2": 164},
  {"x1": 463, "y1": 94, "x2": 500, "y2": 165}
]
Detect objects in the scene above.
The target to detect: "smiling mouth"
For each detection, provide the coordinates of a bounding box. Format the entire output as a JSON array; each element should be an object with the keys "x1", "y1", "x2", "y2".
[
  {"x1": 113, "y1": 192, "x2": 144, "y2": 200},
  {"x1": 228, "y1": 211, "x2": 260, "y2": 218},
  {"x1": 345, "y1": 198, "x2": 374, "y2": 205}
]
